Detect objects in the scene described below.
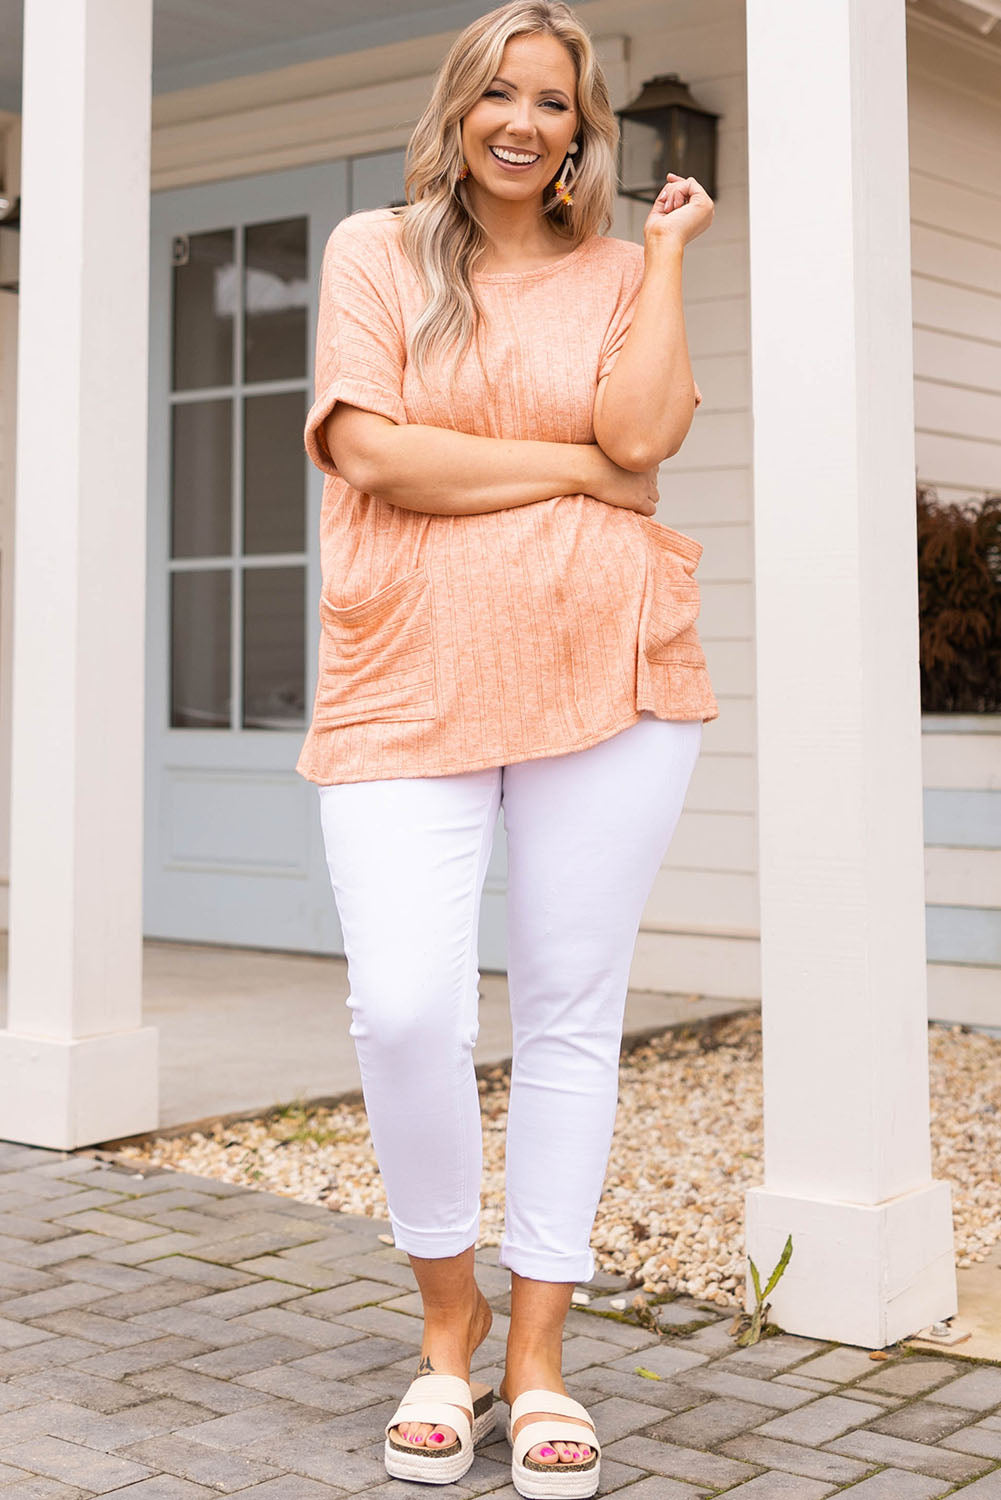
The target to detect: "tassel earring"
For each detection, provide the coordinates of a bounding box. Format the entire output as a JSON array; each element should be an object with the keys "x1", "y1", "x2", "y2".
[
  {"x1": 457, "y1": 159, "x2": 470, "y2": 181},
  {"x1": 554, "y1": 140, "x2": 579, "y2": 206}
]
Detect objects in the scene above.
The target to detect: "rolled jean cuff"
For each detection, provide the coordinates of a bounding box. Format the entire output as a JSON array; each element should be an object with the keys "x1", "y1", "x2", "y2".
[
  {"x1": 390, "y1": 1208, "x2": 480, "y2": 1260},
  {"x1": 498, "y1": 1239, "x2": 595, "y2": 1284}
]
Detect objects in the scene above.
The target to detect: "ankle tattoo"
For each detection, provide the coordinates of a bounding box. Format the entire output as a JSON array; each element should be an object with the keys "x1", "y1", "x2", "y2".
[{"x1": 417, "y1": 1355, "x2": 436, "y2": 1376}]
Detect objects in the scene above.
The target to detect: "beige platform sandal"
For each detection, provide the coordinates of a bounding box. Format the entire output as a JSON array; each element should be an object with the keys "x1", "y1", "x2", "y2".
[
  {"x1": 384, "y1": 1371, "x2": 496, "y2": 1484},
  {"x1": 505, "y1": 1388, "x2": 601, "y2": 1498}
]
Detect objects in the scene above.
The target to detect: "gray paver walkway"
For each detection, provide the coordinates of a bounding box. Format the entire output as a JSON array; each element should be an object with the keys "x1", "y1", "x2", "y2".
[{"x1": 1, "y1": 1142, "x2": 1000, "y2": 1497}]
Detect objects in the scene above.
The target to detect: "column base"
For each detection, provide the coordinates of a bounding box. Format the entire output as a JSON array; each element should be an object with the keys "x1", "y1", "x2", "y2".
[
  {"x1": 745, "y1": 1180, "x2": 957, "y2": 1348},
  {"x1": 0, "y1": 1026, "x2": 159, "y2": 1149}
]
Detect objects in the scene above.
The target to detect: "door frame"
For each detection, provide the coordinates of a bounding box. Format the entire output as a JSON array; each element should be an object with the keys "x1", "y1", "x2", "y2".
[{"x1": 144, "y1": 161, "x2": 345, "y2": 953}]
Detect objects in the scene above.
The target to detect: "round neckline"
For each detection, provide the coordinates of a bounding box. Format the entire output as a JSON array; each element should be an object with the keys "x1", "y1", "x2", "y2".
[{"x1": 471, "y1": 234, "x2": 598, "y2": 282}]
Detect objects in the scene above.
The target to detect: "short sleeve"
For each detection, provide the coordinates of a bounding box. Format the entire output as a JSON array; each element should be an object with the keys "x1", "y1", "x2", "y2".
[
  {"x1": 304, "y1": 212, "x2": 408, "y2": 478},
  {"x1": 596, "y1": 242, "x2": 646, "y2": 383}
]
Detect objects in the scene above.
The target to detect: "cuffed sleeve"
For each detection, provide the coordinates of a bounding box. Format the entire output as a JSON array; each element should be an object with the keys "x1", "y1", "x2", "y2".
[
  {"x1": 596, "y1": 242, "x2": 645, "y2": 383},
  {"x1": 304, "y1": 212, "x2": 408, "y2": 479}
]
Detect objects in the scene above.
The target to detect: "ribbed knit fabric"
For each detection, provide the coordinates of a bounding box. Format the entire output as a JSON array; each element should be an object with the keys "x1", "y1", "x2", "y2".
[{"x1": 297, "y1": 207, "x2": 718, "y2": 786}]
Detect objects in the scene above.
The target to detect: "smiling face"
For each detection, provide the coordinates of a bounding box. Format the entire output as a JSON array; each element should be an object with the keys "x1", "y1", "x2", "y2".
[{"x1": 460, "y1": 31, "x2": 579, "y2": 206}]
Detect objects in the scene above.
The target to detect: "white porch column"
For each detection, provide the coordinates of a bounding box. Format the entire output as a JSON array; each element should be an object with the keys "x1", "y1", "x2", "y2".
[
  {"x1": 743, "y1": 0, "x2": 956, "y2": 1347},
  {"x1": 0, "y1": 0, "x2": 157, "y2": 1149}
]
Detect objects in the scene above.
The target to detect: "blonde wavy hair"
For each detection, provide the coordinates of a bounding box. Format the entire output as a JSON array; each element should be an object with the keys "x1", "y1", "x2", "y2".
[{"x1": 391, "y1": 0, "x2": 619, "y2": 381}]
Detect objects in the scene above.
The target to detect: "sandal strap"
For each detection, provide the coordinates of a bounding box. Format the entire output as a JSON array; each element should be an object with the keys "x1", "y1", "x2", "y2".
[
  {"x1": 388, "y1": 1399, "x2": 471, "y2": 1445},
  {"x1": 509, "y1": 1389, "x2": 595, "y2": 1429},
  {"x1": 512, "y1": 1418, "x2": 601, "y2": 1464},
  {"x1": 386, "y1": 1373, "x2": 473, "y2": 1447}
]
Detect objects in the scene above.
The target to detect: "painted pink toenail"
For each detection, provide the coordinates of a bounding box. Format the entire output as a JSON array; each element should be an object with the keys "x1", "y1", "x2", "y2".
[
  {"x1": 413, "y1": 1435, "x2": 424, "y2": 1444},
  {"x1": 539, "y1": 1447, "x2": 556, "y2": 1457},
  {"x1": 429, "y1": 1433, "x2": 445, "y2": 1444}
]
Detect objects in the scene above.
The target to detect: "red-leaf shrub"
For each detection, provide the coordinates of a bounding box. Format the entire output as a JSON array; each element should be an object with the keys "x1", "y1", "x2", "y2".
[{"x1": 917, "y1": 484, "x2": 1001, "y2": 713}]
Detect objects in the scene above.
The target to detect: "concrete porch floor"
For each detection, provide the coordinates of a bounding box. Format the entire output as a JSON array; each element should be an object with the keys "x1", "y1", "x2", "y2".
[
  {"x1": 141, "y1": 939, "x2": 759, "y2": 1128},
  {"x1": 0, "y1": 933, "x2": 756, "y2": 1131},
  {"x1": 908, "y1": 1239, "x2": 1001, "y2": 1365}
]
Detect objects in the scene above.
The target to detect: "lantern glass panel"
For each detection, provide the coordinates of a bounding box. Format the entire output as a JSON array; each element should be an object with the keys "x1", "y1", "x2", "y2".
[
  {"x1": 678, "y1": 114, "x2": 716, "y2": 195},
  {"x1": 621, "y1": 114, "x2": 668, "y2": 200}
]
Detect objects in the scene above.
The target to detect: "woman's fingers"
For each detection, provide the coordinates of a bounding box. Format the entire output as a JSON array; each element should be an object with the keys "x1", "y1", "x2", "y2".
[
  {"x1": 647, "y1": 173, "x2": 714, "y2": 245},
  {"x1": 658, "y1": 173, "x2": 694, "y2": 213}
]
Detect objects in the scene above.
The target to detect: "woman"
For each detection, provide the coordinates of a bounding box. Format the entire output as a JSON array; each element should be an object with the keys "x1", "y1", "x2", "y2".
[{"x1": 298, "y1": 2, "x2": 717, "y2": 1493}]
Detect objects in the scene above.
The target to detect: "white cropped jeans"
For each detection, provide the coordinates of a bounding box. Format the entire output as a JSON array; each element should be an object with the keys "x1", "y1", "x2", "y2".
[{"x1": 318, "y1": 710, "x2": 702, "y2": 1284}]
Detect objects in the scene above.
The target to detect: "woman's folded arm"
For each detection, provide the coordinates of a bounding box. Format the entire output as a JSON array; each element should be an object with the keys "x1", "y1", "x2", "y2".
[
  {"x1": 593, "y1": 239, "x2": 699, "y2": 471},
  {"x1": 324, "y1": 402, "x2": 609, "y2": 517}
]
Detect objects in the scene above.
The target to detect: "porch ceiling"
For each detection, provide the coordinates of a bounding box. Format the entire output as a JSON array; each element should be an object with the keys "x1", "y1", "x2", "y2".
[
  {"x1": 3, "y1": 0, "x2": 1001, "y2": 116},
  {"x1": 0, "y1": 0, "x2": 487, "y2": 112}
]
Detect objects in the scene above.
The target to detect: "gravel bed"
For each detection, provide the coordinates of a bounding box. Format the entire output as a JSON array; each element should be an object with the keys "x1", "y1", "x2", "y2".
[{"x1": 113, "y1": 1012, "x2": 1001, "y2": 1307}]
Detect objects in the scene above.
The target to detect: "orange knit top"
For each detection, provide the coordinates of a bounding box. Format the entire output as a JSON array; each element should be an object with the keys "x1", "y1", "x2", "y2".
[{"x1": 297, "y1": 207, "x2": 718, "y2": 786}]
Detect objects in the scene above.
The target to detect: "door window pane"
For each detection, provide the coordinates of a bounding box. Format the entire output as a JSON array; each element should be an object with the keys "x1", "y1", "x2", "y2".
[
  {"x1": 243, "y1": 391, "x2": 307, "y2": 556},
  {"x1": 172, "y1": 229, "x2": 235, "y2": 392},
  {"x1": 171, "y1": 399, "x2": 232, "y2": 559},
  {"x1": 244, "y1": 218, "x2": 308, "y2": 384},
  {"x1": 171, "y1": 571, "x2": 231, "y2": 728},
  {"x1": 167, "y1": 208, "x2": 310, "y2": 735},
  {"x1": 243, "y1": 566, "x2": 305, "y2": 729}
]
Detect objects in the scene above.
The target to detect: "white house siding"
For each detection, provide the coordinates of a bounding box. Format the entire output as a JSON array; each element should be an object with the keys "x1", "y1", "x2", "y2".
[
  {"x1": 907, "y1": 19, "x2": 1001, "y2": 507},
  {"x1": 907, "y1": 17, "x2": 1001, "y2": 1026},
  {"x1": 586, "y1": 0, "x2": 759, "y2": 1002},
  {"x1": 923, "y1": 712, "x2": 1001, "y2": 1024}
]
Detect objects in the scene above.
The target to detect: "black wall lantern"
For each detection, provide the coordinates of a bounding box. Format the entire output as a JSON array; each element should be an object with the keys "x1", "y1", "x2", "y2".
[{"x1": 616, "y1": 74, "x2": 719, "y2": 204}]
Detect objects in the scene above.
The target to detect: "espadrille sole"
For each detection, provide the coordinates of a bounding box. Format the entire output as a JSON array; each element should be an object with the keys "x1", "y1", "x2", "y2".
[
  {"x1": 384, "y1": 1386, "x2": 495, "y2": 1484},
  {"x1": 505, "y1": 1395, "x2": 601, "y2": 1500},
  {"x1": 510, "y1": 1446, "x2": 600, "y2": 1500}
]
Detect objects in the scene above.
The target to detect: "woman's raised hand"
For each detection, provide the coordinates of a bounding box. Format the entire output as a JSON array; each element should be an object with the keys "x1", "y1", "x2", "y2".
[
  {"x1": 643, "y1": 173, "x2": 714, "y2": 251},
  {"x1": 585, "y1": 447, "x2": 660, "y2": 517}
]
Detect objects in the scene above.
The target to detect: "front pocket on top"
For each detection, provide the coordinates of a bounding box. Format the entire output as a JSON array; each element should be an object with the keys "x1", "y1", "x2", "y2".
[
  {"x1": 314, "y1": 567, "x2": 438, "y2": 729},
  {"x1": 636, "y1": 517, "x2": 703, "y2": 661}
]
